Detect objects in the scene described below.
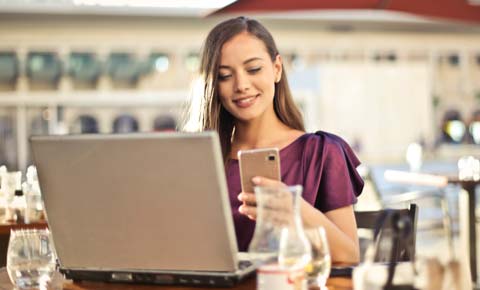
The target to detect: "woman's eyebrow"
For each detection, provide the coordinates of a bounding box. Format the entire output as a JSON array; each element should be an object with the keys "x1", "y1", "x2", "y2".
[
  {"x1": 219, "y1": 57, "x2": 263, "y2": 69},
  {"x1": 243, "y1": 57, "x2": 262, "y2": 64}
]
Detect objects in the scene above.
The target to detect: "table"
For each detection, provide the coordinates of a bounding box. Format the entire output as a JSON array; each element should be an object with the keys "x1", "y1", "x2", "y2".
[
  {"x1": 0, "y1": 220, "x2": 48, "y2": 235},
  {"x1": 0, "y1": 268, "x2": 353, "y2": 290}
]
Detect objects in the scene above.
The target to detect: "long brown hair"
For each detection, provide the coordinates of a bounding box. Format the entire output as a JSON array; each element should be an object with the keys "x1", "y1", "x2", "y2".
[{"x1": 183, "y1": 16, "x2": 304, "y2": 161}]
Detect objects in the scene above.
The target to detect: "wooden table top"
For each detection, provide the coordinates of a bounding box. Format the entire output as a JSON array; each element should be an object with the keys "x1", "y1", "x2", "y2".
[
  {"x1": 0, "y1": 220, "x2": 48, "y2": 235},
  {"x1": 0, "y1": 268, "x2": 353, "y2": 290}
]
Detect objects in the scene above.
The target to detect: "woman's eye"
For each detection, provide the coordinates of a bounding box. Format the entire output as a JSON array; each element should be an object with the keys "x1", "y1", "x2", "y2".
[
  {"x1": 218, "y1": 74, "x2": 232, "y2": 81},
  {"x1": 247, "y1": 67, "x2": 261, "y2": 74}
]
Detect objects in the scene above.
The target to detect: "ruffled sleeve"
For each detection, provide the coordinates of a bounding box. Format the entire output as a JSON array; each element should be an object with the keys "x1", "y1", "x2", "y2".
[{"x1": 303, "y1": 131, "x2": 364, "y2": 212}]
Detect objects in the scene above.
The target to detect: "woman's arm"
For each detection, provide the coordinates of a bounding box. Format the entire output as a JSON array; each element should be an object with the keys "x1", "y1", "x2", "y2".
[
  {"x1": 301, "y1": 202, "x2": 359, "y2": 264},
  {"x1": 238, "y1": 176, "x2": 360, "y2": 264}
]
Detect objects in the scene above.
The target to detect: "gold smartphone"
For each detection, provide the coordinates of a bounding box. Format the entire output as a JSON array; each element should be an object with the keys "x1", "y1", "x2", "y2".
[{"x1": 238, "y1": 148, "x2": 281, "y2": 193}]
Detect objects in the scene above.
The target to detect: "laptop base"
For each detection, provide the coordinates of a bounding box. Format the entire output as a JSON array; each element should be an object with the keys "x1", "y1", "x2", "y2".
[{"x1": 61, "y1": 268, "x2": 255, "y2": 287}]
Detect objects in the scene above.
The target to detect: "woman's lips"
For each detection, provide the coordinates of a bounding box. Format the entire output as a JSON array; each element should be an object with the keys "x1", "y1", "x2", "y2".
[{"x1": 233, "y1": 95, "x2": 258, "y2": 108}]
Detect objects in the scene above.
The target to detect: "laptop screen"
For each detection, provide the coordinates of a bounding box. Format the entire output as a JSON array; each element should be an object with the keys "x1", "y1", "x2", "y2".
[{"x1": 31, "y1": 132, "x2": 239, "y2": 272}]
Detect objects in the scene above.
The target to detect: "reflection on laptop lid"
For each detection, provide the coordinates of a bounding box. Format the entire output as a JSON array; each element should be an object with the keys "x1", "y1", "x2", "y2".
[{"x1": 30, "y1": 132, "x2": 258, "y2": 287}]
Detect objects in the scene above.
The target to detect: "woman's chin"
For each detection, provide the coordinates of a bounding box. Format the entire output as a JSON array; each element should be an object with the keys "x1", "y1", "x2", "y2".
[{"x1": 233, "y1": 112, "x2": 259, "y2": 123}]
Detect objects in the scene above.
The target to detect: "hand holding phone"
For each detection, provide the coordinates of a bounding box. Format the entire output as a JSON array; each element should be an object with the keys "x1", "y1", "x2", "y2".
[{"x1": 238, "y1": 148, "x2": 281, "y2": 194}]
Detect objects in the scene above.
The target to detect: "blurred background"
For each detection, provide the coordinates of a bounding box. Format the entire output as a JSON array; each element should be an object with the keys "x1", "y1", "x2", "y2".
[
  {"x1": 0, "y1": 1, "x2": 478, "y2": 173},
  {"x1": 0, "y1": 0, "x2": 480, "y2": 271},
  {"x1": 0, "y1": 0, "x2": 478, "y2": 172}
]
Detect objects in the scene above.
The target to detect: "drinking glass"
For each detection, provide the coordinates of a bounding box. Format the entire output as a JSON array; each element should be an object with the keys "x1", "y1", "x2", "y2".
[
  {"x1": 304, "y1": 226, "x2": 331, "y2": 288},
  {"x1": 7, "y1": 229, "x2": 57, "y2": 289}
]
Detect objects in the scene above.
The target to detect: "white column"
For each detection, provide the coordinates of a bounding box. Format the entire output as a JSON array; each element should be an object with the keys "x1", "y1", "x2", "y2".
[{"x1": 16, "y1": 106, "x2": 27, "y2": 172}]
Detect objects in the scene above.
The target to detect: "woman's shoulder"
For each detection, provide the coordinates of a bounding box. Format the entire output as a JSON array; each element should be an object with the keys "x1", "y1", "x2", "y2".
[
  {"x1": 300, "y1": 130, "x2": 351, "y2": 149},
  {"x1": 301, "y1": 131, "x2": 360, "y2": 164},
  {"x1": 281, "y1": 130, "x2": 357, "y2": 163},
  {"x1": 281, "y1": 131, "x2": 342, "y2": 153}
]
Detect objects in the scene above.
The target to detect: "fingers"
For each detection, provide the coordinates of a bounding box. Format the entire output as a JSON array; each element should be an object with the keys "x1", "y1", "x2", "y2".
[
  {"x1": 239, "y1": 204, "x2": 257, "y2": 220},
  {"x1": 237, "y1": 192, "x2": 256, "y2": 206},
  {"x1": 237, "y1": 191, "x2": 256, "y2": 219},
  {"x1": 237, "y1": 177, "x2": 286, "y2": 221},
  {"x1": 252, "y1": 176, "x2": 285, "y2": 188}
]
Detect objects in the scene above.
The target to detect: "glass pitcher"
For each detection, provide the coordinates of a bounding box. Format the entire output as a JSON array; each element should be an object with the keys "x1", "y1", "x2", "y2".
[{"x1": 248, "y1": 184, "x2": 311, "y2": 269}]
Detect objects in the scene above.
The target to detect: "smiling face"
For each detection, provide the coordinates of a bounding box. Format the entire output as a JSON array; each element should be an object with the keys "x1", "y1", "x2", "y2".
[{"x1": 217, "y1": 31, "x2": 282, "y2": 123}]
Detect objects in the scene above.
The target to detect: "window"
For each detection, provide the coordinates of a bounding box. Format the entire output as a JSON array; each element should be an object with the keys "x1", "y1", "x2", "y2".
[
  {"x1": 26, "y1": 52, "x2": 62, "y2": 85},
  {"x1": 372, "y1": 51, "x2": 397, "y2": 62},
  {"x1": 71, "y1": 115, "x2": 99, "y2": 134},
  {"x1": 0, "y1": 52, "x2": 18, "y2": 84},
  {"x1": 0, "y1": 113, "x2": 17, "y2": 169},
  {"x1": 441, "y1": 109, "x2": 466, "y2": 144},
  {"x1": 106, "y1": 52, "x2": 141, "y2": 84},
  {"x1": 153, "y1": 114, "x2": 176, "y2": 132},
  {"x1": 185, "y1": 52, "x2": 200, "y2": 73},
  {"x1": 112, "y1": 114, "x2": 139, "y2": 133},
  {"x1": 145, "y1": 53, "x2": 170, "y2": 74},
  {"x1": 68, "y1": 52, "x2": 102, "y2": 84}
]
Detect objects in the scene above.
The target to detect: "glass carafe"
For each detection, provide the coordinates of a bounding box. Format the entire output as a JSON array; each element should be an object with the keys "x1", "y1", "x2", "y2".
[{"x1": 248, "y1": 185, "x2": 311, "y2": 269}]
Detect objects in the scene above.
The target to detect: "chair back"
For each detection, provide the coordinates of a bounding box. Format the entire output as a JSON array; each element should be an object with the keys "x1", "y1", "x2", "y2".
[{"x1": 355, "y1": 203, "x2": 418, "y2": 262}]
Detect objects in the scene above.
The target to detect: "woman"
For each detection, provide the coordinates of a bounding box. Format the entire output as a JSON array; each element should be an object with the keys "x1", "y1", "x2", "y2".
[{"x1": 184, "y1": 16, "x2": 364, "y2": 263}]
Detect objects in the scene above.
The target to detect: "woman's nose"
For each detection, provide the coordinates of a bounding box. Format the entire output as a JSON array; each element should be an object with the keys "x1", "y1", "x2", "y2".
[{"x1": 234, "y1": 73, "x2": 250, "y2": 92}]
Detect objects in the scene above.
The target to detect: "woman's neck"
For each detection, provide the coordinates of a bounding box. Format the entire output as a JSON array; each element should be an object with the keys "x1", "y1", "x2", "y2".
[{"x1": 231, "y1": 114, "x2": 301, "y2": 154}]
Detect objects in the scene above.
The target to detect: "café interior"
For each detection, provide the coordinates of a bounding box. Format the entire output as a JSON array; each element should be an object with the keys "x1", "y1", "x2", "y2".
[{"x1": 0, "y1": 0, "x2": 480, "y2": 289}]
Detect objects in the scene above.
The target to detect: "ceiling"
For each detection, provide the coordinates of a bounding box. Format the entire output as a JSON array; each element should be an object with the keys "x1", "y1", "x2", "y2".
[
  {"x1": 214, "y1": 0, "x2": 480, "y2": 25},
  {"x1": 0, "y1": 0, "x2": 237, "y2": 17},
  {"x1": 0, "y1": 0, "x2": 479, "y2": 30}
]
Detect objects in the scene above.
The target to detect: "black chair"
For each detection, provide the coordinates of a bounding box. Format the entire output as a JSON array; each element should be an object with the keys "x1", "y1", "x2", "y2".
[{"x1": 355, "y1": 203, "x2": 418, "y2": 262}]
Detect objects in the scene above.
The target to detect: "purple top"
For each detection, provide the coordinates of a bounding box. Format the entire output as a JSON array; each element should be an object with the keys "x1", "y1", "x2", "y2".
[{"x1": 226, "y1": 131, "x2": 365, "y2": 251}]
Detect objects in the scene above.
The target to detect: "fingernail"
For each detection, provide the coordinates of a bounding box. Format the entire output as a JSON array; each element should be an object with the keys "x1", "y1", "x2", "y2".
[
  {"x1": 252, "y1": 177, "x2": 261, "y2": 184},
  {"x1": 238, "y1": 205, "x2": 245, "y2": 213},
  {"x1": 237, "y1": 193, "x2": 243, "y2": 201}
]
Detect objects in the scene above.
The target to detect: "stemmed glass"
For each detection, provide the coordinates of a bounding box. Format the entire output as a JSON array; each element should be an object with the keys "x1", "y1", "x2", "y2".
[
  {"x1": 7, "y1": 229, "x2": 57, "y2": 289},
  {"x1": 304, "y1": 226, "x2": 331, "y2": 289}
]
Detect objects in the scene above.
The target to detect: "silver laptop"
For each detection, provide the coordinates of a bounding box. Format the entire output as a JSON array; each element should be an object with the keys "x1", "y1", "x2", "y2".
[{"x1": 30, "y1": 131, "x2": 261, "y2": 287}]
